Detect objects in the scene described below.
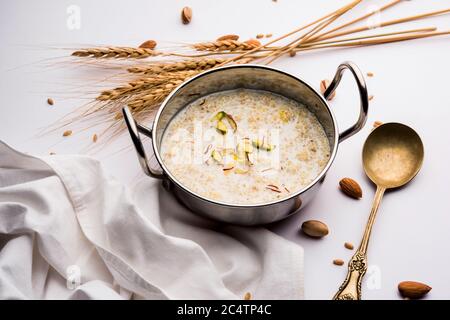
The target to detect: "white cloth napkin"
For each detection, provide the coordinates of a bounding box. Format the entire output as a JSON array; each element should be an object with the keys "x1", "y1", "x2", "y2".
[{"x1": 0, "y1": 141, "x2": 304, "y2": 300}]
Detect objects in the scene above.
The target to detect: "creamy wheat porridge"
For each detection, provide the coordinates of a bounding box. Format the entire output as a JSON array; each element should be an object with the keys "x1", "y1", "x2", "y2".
[{"x1": 160, "y1": 89, "x2": 331, "y2": 205}]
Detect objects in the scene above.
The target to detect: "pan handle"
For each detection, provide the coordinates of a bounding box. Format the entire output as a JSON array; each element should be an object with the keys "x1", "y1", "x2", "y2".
[
  {"x1": 324, "y1": 61, "x2": 369, "y2": 143},
  {"x1": 122, "y1": 106, "x2": 164, "y2": 179}
]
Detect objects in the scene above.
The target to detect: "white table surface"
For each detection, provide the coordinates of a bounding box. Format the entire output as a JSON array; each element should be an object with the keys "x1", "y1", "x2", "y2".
[{"x1": 1, "y1": 0, "x2": 449, "y2": 300}]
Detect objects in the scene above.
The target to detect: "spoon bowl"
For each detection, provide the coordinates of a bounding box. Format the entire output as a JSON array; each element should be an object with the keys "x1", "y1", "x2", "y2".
[{"x1": 363, "y1": 123, "x2": 424, "y2": 189}]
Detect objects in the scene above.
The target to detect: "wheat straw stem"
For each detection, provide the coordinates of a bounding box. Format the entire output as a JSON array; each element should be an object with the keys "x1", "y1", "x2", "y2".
[
  {"x1": 216, "y1": 0, "x2": 361, "y2": 67},
  {"x1": 309, "y1": 0, "x2": 403, "y2": 42},
  {"x1": 300, "y1": 27, "x2": 437, "y2": 48},
  {"x1": 315, "y1": 8, "x2": 450, "y2": 42},
  {"x1": 264, "y1": 0, "x2": 362, "y2": 64},
  {"x1": 295, "y1": 30, "x2": 450, "y2": 52}
]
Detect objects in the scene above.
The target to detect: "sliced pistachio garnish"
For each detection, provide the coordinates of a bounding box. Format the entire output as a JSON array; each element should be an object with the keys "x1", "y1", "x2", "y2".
[
  {"x1": 211, "y1": 149, "x2": 223, "y2": 163},
  {"x1": 234, "y1": 167, "x2": 249, "y2": 174},
  {"x1": 237, "y1": 140, "x2": 254, "y2": 154},
  {"x1": 212, "y1": 111, "x2": 226, "y2": 121},
  {"x1": 252, "y1": 138, "x2": 276, "y2": 151},
  {"x1": 212, "y1": 111, "x2": 237, "y2": 133},
  {"x1": 279, "y1": 110, "x2": 290, "y2": 123},
  {"x1": 216, "y1": 120, "x2": 228, "y2": 134},
  {"x1": 225, "y1": 114, "x2": 237, "y2": 132},
  {"x1": 246, "y1": 152, "x2": 255, "y2": 166}
]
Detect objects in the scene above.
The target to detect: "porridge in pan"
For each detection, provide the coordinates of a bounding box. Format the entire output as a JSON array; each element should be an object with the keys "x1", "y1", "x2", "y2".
[{"x1": 160, "y1": 89, "x2": 331, "y2": 205}]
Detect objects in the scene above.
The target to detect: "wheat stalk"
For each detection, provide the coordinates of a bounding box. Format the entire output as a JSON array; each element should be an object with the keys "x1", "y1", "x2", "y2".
[
  {"x1": 97, "y1": 70, "x2": 199, "y2": 101},
  {"x1": 72, "y1": 47, "x2": 164, "y2": 59},
  {"x1": 127, "y1": 58, "x2": 225, "y2": 74},
  {"x1": 60, "y1": 2, "x2": 450, "y2": 146},
  {"x1": 192, "y1": 40, "x2": 260, "y2": 51}
]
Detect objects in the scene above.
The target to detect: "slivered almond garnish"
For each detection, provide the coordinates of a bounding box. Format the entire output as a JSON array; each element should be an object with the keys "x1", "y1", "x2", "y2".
[
  {"x1": 256, "y1": 34, "x2": 264, "y2": 39},
  {"x1": 92, "y1": 133, "x2": 98, "y2": 143},
  {"x1": 367, "y1": 72, "x2": 374, "y2": 77},
  {"x1": 203, "y1": 144, "x2": 212, "y2": 154},
  {"x1": 63, "y1": 130, "x2": 72, "y2": 137},
  {"x1": 369, "y1": 95, "x2": 374, "y2": 101},
  {"x1": 266, "y1": 184, "x2": 281, "y2": 193}
]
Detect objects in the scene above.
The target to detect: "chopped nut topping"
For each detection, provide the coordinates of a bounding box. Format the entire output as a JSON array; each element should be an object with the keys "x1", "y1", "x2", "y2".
[
  {"x1": 266, "y1": 184, "x2": 282, "y2": 193},
  {"x1": 211, "y1": 150, "x2": 223, "y2": 164},
  {"x1": 216, "y1": 120, "x2": 227, "y2": 134}
]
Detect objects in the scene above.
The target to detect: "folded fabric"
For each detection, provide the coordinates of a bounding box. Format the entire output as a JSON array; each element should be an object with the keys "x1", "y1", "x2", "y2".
[{"x1": 0, "y1": 141, "x2": 304, "y2": 299}]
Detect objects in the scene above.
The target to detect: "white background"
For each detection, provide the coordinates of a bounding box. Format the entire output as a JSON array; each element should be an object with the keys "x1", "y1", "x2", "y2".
[{"x1": 1, "y1": 0, "x2": 449, "y2": 299}]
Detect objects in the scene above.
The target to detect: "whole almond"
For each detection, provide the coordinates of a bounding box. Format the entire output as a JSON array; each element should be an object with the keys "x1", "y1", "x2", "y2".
[
  {"x1": 244, "y1": 39, "x2": 261, "y2": 47},
  {"x1": 301, "y1": 220, "x2": 329, "y2": 238},
  {"x1": 339, "y1": 178, "x2": 362, "y2": 199},
  {"x1": 181, "y1": 6, "x2": 192, "y2": 24},
  {"x1": 398, "y1": 281, "x2": 431, "y2": 299},
  {"x1": 47, "y1": 98, "x2": 54, "y2": 105},
  {"x1": 243, "y1": 292, "x2": 252, "y2": 300},
  {"x1": 217, "y1": 34, "x2": 239, "y2": 41},
  {"x1": 139, "y1": 40, "x2": 157, "y2": 49},
  {"x1": 320, "y1": 79, "x2": 335, "y2": 100}
]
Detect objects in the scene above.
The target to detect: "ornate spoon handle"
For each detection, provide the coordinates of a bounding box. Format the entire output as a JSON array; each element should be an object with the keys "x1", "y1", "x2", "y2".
[
  {"x1": 333, "y1": 186, "x2": 386, "y2": 300},
  {"x1": 333, "y1": 251, "x2": 367, "y2": 300}
]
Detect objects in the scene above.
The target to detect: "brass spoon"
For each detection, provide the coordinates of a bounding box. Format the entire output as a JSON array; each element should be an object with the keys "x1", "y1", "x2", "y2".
[{"x1": 334, "y1": 123, "x2": 424, "y2": 300}]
